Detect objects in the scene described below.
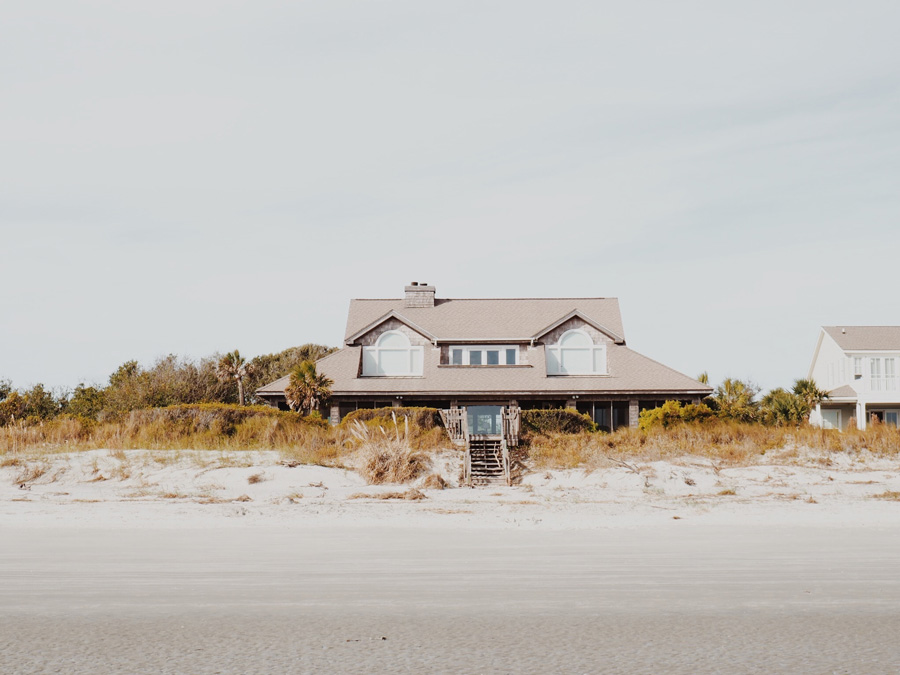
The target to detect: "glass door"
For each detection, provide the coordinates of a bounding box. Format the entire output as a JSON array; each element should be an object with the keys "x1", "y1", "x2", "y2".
[{"x1": 466, "y1": 406, "x2": 503, "y2": 435}]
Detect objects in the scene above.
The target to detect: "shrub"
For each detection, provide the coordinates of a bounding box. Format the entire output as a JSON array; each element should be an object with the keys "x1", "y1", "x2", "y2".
[
  {"x1": 342, "y1": 406, "x2": 442, "y2": 430},
  {"x1": 639, "y1": 401, "x2": 714, "y2": 430},
  {"x1": 520, "y1": 408, "x2": 597, "y2": 436}
]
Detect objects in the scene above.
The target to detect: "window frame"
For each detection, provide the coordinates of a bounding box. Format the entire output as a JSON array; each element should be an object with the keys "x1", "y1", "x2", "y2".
[
  {"x1": 446, "y1": 345, "x2": 518, "y2": 366},
  {"x1": 545, "y1": 329, "x2": 608, "y2": 376},
  {"x1": 362, "y1": 330, "x2": 424, "y2": 377}
]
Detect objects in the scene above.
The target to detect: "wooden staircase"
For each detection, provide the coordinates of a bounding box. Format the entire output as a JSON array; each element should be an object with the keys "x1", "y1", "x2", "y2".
[
  {"x1": 439, "y1": 407, "x2": 520, "y2": 487},
  {"x1": 468, "y1": 437, "x2": 507, "y2": 486}
]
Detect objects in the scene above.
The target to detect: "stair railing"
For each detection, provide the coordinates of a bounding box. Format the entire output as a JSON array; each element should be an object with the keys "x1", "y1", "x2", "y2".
[
  {"x1": 461, "y1": 407, "x2": 472, "y2": 487},
  {"x1": 500, "y1": 437, "x2": 511, "y2": 486}
]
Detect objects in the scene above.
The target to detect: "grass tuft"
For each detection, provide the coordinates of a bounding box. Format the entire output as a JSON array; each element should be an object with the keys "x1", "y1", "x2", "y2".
[
  {"x1": 351, "y1": 415, "x2": 430, "y2": 485},
  {"x1": 349, "y1": 488, "x2": 427, "y2": 501}
]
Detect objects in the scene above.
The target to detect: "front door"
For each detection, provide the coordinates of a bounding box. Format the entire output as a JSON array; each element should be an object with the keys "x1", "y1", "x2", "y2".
[{"x1": 466, "y1": 406, "x2": 503, "y2": 435}]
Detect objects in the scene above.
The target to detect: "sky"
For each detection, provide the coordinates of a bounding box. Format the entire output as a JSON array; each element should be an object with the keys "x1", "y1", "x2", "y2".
[{"x1": 1, "y1": 0, "x2": 899, "y2": 395}]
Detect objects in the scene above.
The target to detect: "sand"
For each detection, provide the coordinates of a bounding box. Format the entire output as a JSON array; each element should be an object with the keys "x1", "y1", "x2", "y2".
[{"x1": 2, "y1": 449, "x2": 900, "y2": 673}]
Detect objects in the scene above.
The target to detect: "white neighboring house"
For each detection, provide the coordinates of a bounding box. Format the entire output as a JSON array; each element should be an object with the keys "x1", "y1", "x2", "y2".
[{"x1": 808, "y1": 326, "x2": 900, "y2": 430}]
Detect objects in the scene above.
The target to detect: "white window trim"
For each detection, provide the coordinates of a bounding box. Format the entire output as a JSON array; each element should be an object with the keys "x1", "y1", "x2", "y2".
[
  {"x1": 449, "y1": 345, "x2": 518, "y2": 366},
  {"x1": 362, "y1": 330, "x2": 424, "y2": 377},
  {"x1": 545, "y1": 329, "x2": 608, "y2": 376}
]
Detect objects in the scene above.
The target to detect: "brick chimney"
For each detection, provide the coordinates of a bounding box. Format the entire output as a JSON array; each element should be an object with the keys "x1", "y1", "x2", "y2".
[{"x1": 404, "y1": 282, "x2": 435, "y2": 308}]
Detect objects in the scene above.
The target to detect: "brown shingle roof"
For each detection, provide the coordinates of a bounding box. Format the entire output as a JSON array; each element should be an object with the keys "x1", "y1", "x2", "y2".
[
  {"x1": 255, "y1": 343, "x2": 710, "y2": 397},
  {"x1": 827, "y1": 384, "x2": 857, "y2": 399},
  {"x1": 344, "y1": 297, "x2": 626, "y2": 343},
  {"x1": 824, "y1": 326, "x2": 900, "y2": 351}
]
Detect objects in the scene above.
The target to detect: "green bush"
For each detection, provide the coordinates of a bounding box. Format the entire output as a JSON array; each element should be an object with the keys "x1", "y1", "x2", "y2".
[
  {"x1": 341, "y1": 406, "x2": 443, "y2": 430},
  {"x1": 639, "y1": 401, "x2": 715, "y2": 431},
  {"x1": 520, "y1": 408, "x2": 597, "y2": 436}
]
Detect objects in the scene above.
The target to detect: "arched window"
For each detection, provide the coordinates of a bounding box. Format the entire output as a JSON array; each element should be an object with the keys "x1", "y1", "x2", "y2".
[
  {"x1": 545, "y1": 329, "x2": 607, "y2": 375},
  {"x1": 362, "y1": 330, "x2": 424, "y2": 376}
]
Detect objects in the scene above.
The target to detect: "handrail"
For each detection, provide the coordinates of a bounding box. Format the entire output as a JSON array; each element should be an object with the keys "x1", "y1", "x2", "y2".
[
  {"x1": 501, "y1": 437, "x2": 510, "y2": 486},
  {"x1": 462, "y1": 407, "x2": 471, "y2": 486}
]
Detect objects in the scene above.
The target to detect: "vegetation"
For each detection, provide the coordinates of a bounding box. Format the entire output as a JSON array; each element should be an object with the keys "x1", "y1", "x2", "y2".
[
  {"x1": 215, "y1": 350, "x2": 254, "y2": 406},
  {"x1": 638, "y1": 401, "x2": 714, "y2": 430},
  {"x1": 0, "y1": 343, "x2": 335, "y2": 426},
  {"x1": 520, "y1": 408, "x2": 597, "y2": 435},
  {"x1": 527, "y1": 420, "x2": 900, "y2": 470},
  {"x1": 349, "y1": 413, "x2": 431, "y2": 484},
  {"x1": 342, "y1": 407, "x2": 443, "y2": 430},
  {"x1": 284, "y1": 361, "x2": 333, "y2": 415}
]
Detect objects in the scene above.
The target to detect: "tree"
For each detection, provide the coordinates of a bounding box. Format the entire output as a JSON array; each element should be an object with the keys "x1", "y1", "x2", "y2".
[
  {"x1": 697, "y1": 371, "x2": 709, "y2": 385},
  {"x1": 760, "y1": 388, "x2": 806, "y2": 426},
  {"x1": 284, "y1": 360, "x2": 333, "y2": 415},
  {"x1": 67, "y1": 384, "x2": 107, "y2": 420},
  {"x1": 246, "y1": 344, "x2": 336, "y2": 404},
  {"x1": 216, "y1": 350, "x2": 254, "y2": 406},
  {"x1": 712, "y1": 378, "x2": 760, "y2": 422},
  {"x1": 792, "y1": 378, "x2": 829, "y2": 411}
]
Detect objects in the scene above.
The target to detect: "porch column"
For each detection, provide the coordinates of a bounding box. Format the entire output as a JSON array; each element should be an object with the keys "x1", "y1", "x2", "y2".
[
  {"x1": 856, "y1": 401, "x2": 866, "y2": 430},
  {"x1": 628, "y1": 399, "x2": 640, "y2": 428},
  {"x1": 329, "y1": 404, "x2": 340, "y2": 426}
]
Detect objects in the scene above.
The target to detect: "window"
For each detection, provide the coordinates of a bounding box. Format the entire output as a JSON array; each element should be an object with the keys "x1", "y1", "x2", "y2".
[
  {"x1": 447, "y1": 346, "x2": 518, "y2": 366},
  {"x1": 362, "y1": 330, "x2": 424, "y2": 376},
  {"x1": 821, "y1": 409, "x2": 841, "y2": 430},
  {"x1": 886, "y1": 358, "x2": 897, "y2": 391},
  {"x1": 871, "y1": 358, "x2": 883, "y2": 391},
  {"x1": 854, "y1": 357, "x2": 863, "y2": 379},
  {"x1": 545, "y1": 329, "x2": 607, "y2": 375}
]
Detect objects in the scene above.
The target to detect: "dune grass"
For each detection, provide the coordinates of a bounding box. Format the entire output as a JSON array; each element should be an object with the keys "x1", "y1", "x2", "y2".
[{"x1": 526, "y1": 421, "x2": 900, "y2": 470}]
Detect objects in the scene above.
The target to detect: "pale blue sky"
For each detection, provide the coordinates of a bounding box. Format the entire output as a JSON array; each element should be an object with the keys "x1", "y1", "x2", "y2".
[{"x1": 1, "y1": 1, "x2": 898, "y2": 393}]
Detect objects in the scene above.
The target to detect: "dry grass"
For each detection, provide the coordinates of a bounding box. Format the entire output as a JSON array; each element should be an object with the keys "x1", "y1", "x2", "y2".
[
  {"x1": 717, "y1": 488, "x2": 737, "y2": 496},
  {"x1": 420, "y1": 473, "x2": 446, "y2": 490},
  {"x1": 247, "y1": 472, "x2": 266, "y2": 484},
  {"x1": 14, "y1": 460, "x2": 51, "y2": 485},
  {"x1": 348, "y1": 488, "x2": 427, "y2": 501},
  {"x1": 872, "y1": 491, "x2": 900, "y2": 501},
  {"x1": 0, "y1": 406, "x2": 345, "y2": 456},
  {"x1": 526, "y1": 422, "x2": 900, "y2": 471},
  {"x1": 350, "y1": 416, "x2": 430, "y2": 485}
]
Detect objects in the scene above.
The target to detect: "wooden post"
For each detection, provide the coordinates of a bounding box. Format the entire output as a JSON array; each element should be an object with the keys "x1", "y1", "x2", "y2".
[{"x1": 628, "y1": 399, "x2": 640, "y2": 428}]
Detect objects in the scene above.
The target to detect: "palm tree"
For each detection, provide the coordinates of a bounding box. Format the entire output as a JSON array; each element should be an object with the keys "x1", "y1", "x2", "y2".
[
  {"x1": 216, "y1": 350, "x2": 254, "y2": 405},
  {"x1": 284, "y1": 360, "x2": 333, "y2": 415},
  {"x1": 761, "y1": 387, "x2": 806, "y2": 426},
  {"x1": 713, "y1": 378, "x2": 760, "y2": 422},
  {"x1": 792, "y1": 378, "x2": 829, "y2": 421}
]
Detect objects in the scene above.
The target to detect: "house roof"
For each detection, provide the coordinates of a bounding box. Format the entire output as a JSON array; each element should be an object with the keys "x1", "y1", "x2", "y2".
[
  {"x1": 827, "y1": 384, "x2": 857, "y2": 399},
  {"x1": 344, "y1": 297, "x2": 626, "y2": 344},
  {"x1": 824, "y1": 326, "x2": 900, "y2": 351},
  {"x1": 257, "y1": 343, "x2": 710, "y2": 397}
]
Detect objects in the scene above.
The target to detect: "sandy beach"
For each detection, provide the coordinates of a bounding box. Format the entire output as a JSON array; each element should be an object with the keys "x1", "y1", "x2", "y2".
[{"x1": 3, "y1": 449, "x2": 900, "y2": 673}]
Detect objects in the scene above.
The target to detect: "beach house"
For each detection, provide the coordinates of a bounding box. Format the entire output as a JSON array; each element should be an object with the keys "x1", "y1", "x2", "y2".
[
  {"x1": 808, "y1": 326, "x2": 900, "y2": 430},
  {"x1": 257, "y1": 283, "x2": 711, "y2": 430}
]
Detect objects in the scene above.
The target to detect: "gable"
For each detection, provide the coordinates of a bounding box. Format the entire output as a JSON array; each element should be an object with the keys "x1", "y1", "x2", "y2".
[
  {"x1": 344, "y1": 311, "x2": 434, "y2": 346},
  {"x1": 532, "y1": 311, "x2": 624, "y2": 345},
  {"x1": 350, "y1": 316, "x2": 434, "y2": 347}
]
